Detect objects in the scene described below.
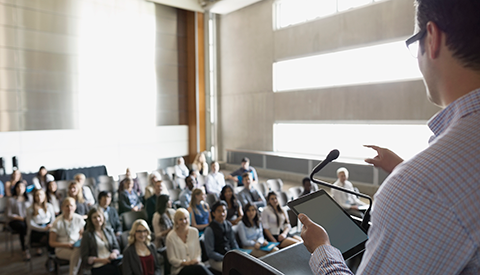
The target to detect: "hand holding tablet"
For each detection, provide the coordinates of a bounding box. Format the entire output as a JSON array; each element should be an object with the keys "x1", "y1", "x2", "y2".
[{"x1": 298, "y1": 214, "x2": 330, "y2": 253}]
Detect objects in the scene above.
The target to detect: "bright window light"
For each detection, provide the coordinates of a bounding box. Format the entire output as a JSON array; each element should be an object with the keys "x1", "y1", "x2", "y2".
[
  {"x1": 273, "y1": 40, "x2": 422, "y2": 92},
  {"x1": 274, "y1": 0, "x2": 389, "y2": 29},
  {"x1": 274, "y1": 123, "x2": 432, "y2": 163}
]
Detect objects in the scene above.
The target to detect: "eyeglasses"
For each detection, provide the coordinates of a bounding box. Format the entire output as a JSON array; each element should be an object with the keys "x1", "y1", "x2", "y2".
[
  {"x1": 405, "y1": 28, "x2": 426, "y2": 58},
  {"x1": 135, "y1": 229, "x2": 149, "y2": 234}
]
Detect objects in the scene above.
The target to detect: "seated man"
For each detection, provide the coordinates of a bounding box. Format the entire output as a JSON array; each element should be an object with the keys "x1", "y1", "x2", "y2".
[
  {"x1": 331, "y1": 167, "x2": 366, "y2": 218},
  {"x1": 300, "y1": 177, "x2": 313, "y2": 197},
  {"x1": 204, "y1": 200, "x2": 239, "y2": 272},
  {"x1": 226, "y1": 157, "x2": 258, "y2": 186},
  {"x1": 145, "y1": 179, "x2": 163, "y2": 226},
  {"x1": 205, "y1": 161, "x2": 225, "y2": 195},
  {"x1": 118, "y1": 177, "x2": 142, "y2": 215},
  {"x1": 178, "y1": 176, "x2": 195, "y2": 209},
  {"x1": 238, "y1": 173, "x2": 266, "y2": 208},
  {"x1": 97, "y1": 191, "x2": 122, "y2": 236}
]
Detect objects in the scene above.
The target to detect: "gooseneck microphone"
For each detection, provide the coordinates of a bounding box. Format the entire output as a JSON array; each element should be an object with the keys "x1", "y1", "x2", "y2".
[{"x1": 310, "y1": 149, "x2": 372, "y2": 231}]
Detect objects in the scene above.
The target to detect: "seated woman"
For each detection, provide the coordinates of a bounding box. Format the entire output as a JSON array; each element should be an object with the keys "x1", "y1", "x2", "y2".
[
  {"x1": 118, "y1": 177, "x2": 143, "y2": 215},
  {"x1": 32, "y1": 166, "x2": 55, "y2": 190},
  {"x1": 5, "y1": 169, "x2": 25, "y2": 197},
  {"x1": 80, "y1": 207, "x2": 121, "y2": 275},
  {"x1": 174, "y1": 157, "x2": 189, "y2": 179},
  {"x1": 7, "y1": 181, "x2": 32, "y2": 260},
  {"x1": 204, "y1": 200, "x2": 239, "y2": 272},
  {"x1": 74, "y1": 173, "x2": 95, "y2": 206},
  {"x1": 49, "y1": 197, "x2": 85, "y2": 275},
  {"x1": 122, "y1": 219, "x2": 161, "y2": 275},
  {"x1": 46, "y1": 180, "x2": 61, "y2": 216},
  {"x1": 26, "y1": 189, "x2": 55, "y2": 256},
  {"x1": 192, "y1": 152, "x2": 208, "y2": 176},
  {"x1": 67, "y1": 181, "x2": 89, "y2": 219},
  {"x1": 152, "y1": 194, "x2": 175, "y2": 248},
  {"x1": 166, "y1": 208, "x2": 213, "y2": 275},
  {"x1": 219, "y1": 185, "x2": 243, "y2": 225},
  {"x1": 261, "y1": 192, "x2": 302, "y2": 249},
  {"x1": 238, "y1": 203, "x2": 278, "y2": 257},
  {"x1": 187, "y1": 188, "x2": 211, "y2": 232},
  {"x1": 118, "y1": 168, "x2": 142, "y2": 197}
]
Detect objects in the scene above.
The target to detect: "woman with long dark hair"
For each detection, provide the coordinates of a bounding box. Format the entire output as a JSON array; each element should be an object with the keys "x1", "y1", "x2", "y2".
[
  {"x1": 46, "y1": 180, "x2": 61, "y2": 216},
  {"x1": 261, "y1": 192, "x2": 301, "y2": 249},
  {"x1": 152, "y1": 194, "x2": 175, "y2": 248},
  {"x1": 32, "y1": 166, "x2": 55, "y2": 190},
  {"x1": 7, "y1": 181, "x2": 32, "y2": 260},
  {"x1": 80, "y1": 207, "x2": 121, "y2": 275},
  {"x1": 219, "y1": 185, "x2": 243, "y2": 225}
]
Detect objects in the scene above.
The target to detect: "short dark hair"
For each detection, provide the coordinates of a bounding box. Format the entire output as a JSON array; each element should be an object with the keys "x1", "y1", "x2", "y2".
[
  {"x1": 210, "y1": 200, "x2": 228, "y2": 219},
  {"x1": 241, "y1": 157, "x2": 250, "y2": 163},
  {"x1": 416, "y1": 0, "x2": 480, "y2": 70},
  {"x1": 98, "y1": 191, "x2": 111, "y2": 202},
  {"x1": 302, "y1": 177, "x2": 310, "y2": 186}
]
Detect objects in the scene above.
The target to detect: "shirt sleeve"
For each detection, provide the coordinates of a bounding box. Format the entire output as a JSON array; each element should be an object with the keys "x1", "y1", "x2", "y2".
[
  {"x1": 204, "y1": 226, "x2": 224, "y2": 261},
  {"x1": 238, "y1": 222, "x2": 254, "y2": 247},
  {"x1": 309, "y1": 245, "x2": 353, "y2": 275}
]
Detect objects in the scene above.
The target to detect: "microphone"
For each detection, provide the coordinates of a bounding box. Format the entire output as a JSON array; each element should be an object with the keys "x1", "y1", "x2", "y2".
[{"x1": 310, "y1": 149, "x2": 372, "y2": 231}]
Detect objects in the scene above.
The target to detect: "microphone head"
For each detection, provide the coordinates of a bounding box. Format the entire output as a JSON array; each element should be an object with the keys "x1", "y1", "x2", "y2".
[{"x1": 326, "y1": 149, "x2": 340, "y2": 161}]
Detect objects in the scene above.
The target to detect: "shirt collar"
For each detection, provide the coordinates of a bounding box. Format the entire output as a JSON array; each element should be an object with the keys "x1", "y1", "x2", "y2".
[{"x1": 428, "y1": 88, "x2": 480, "y2": 142}]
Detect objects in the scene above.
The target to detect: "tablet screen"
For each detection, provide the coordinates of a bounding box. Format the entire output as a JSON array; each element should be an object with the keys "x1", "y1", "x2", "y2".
[{"x1": 288, "y1": 189, "x2": 368, "y2": 259}]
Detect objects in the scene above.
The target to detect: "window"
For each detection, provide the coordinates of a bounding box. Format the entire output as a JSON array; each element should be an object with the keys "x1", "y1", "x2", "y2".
[
  {"x1": 273, "y1": 40, "x2": 422, "y2": 92},
  {"x1": 274, "y1": 0, "x2": 387, "y2": 30},
  {"x1": 274, "y1": 122, "x2": 432, "y2": 163}
]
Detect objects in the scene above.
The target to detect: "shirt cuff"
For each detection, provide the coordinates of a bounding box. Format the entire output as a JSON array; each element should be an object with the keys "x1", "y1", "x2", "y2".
[{"x1": 309, "y1": 245, "x2": 353, "y2": 275}]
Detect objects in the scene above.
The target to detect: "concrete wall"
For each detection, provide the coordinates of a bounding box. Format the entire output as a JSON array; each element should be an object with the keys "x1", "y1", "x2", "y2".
[{"x1": 216, "y1": 0, "x2": 440, "y2": 160}]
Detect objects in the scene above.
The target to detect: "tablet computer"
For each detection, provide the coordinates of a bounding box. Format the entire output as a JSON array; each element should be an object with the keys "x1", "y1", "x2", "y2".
[{"x1": 287, "y1": 189, "x2": 368, "y2": 260}]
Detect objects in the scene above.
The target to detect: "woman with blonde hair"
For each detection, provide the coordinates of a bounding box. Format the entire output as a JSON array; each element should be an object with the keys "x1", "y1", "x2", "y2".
[
  {"x1": 67, "y1": 181, "x2": 89, "y2": 219},
  {"x1": 74, "y1": 173, "x2": 95, "y2": 206},
  {"x1": 166, "y1": 208, "x2": 213, "y2": 275},
  {"x1": 122, "y1": 219, "x2": 161, "y2": 275},
  {"x1": 187, "y1": 188, "x2": 211, "y2": 232},
  {"x1": 192, "y1": 152, "x2": 208, "y2": 176},
  {"x1": 27, "y1": 188, "x2": 55, "y2": 256}
]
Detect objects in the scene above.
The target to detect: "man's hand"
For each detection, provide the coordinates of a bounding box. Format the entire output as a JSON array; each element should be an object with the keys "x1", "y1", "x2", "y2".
[
  {"x1": 299, "y1": 213, "x2": 330, "y2": 253},
  {"x1": 364, "y1": 145, "x2": 403, "y2": 173}
]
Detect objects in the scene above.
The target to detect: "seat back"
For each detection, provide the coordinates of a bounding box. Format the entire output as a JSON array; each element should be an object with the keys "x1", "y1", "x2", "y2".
[
  {"x1": 162, "y1": 179, "x2": 175, "y2": 191},
  {"x1": 266, "y1": 179, "x2": 283, "y2": 192},
  {"x1": 205, "y1": 193, "x2": 218, "y2": 207},
  {"x1": 168, "y1": 188, "x2": 182, "y2": 202},
  {"x1": 288, "y1": 186, "x2": 304, "y2": 200},
  {"x1": 121, "y1": 210, "x2": 148, "y2": 231},
  {"x1": 56, "y1": 180, "x2": 70, "y2": 191},
  {"x1": 275, "y1": 191, "x2": 288, "y2": 207}
]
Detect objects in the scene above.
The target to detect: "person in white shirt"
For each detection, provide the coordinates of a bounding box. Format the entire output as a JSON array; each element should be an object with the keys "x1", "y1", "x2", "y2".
[
  {"x1": 32, "y1": 166, "x2": 55, "y2": 190},
  {"x1": 204, "y1": 161, "x2": 225, "y2": 195},
  {"x1": 49, "y1": 197, "x2": 86, "y2": 275},
  {"x1": 174, "y1": 157, "x2": 190, "y2": 179},
  {"x1": 331, "y1": 167, "x2": 366, "y2": 218},
  {"x1": 27, "y1": 189, "x2": 55, "y2": 256},
  {"x1": 166, "y1": 208, "x2": 213, "y2": 275},
  {"x1": 74, "y1": 173, "x2": 95, "y2": 206}
]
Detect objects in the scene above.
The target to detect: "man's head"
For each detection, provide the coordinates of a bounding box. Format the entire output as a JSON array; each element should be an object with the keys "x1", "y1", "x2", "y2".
[
  {"x1": 242, "y1": 172, "x2": 252, "y2": 189},
  {"x1": 302, "y1": 177, "x2": 312, "y2": 192},
  {"x1": 211, "y1": 161, "x2": 219, "y2": 173},
  {"x1": 98, "y1": 191, "x2": 112, "y2": 208},
  {"x1": 211, "y1": 200, "x2": 228, "y2": 222},
  {"x1": 413, "y1": 0, "x2": 480, "y2": 106},
  {"x1": 186, "y1": 176, "x2": 195, "y2": 190},
  {"x1": 336, "y1": 167, "x2": 349, "y2": 183},
  {"x1": 154, "y1": 180, "x2": 163, "y2": 196},
  {"x1": 241, "y1": 157, "x2": 250, "y2": 170}
]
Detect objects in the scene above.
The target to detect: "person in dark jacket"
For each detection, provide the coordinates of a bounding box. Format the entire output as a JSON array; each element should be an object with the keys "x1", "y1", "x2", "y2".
[
  {"x1": 80, "y1": 207, "x2": 121, "y2": 275},
  {"x1": 122, "y1": 219, "x2": 161, "y2": 275}
]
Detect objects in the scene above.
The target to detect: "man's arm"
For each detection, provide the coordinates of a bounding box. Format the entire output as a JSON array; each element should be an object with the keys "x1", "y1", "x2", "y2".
[
  {"x1": 364, "y1": 145, "x2": 403, "y2": 173},
  {"x1": 204, "y1": 227, "x2": 224, "y2": 261}
]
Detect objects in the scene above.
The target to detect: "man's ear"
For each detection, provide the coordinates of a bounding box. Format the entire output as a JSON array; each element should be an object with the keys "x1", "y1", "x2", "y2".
[{"x1": 425, "y1": 21, "x2": 443, "y2": 59}]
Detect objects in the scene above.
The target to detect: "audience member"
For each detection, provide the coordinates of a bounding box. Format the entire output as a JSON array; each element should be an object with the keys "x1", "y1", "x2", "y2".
[
  {"x1": 178, "y1": 176, "x2": 194, "y2": 209},
  {"x1": 74, "y1": 173, "x2": 95, "y2": 206},
  {"x1": 166, "y1": 208, "x2": 213, "y2": 275},
  {"x1": 26, "y1": 189, "x2": 55, "y2": 256},
  {"x1": 145, "y1": 179, "x2": 164, "y2": 226},
  {"x1": 187, "y1": 188, "x2": 211, "y2": 232},
  {"x1": 262, "y1": 192, "x2": 301, "y2": 249},
  {"x1": 219, "y1": 185, "x2": 243, "y2": 225},
  {"x1": 189, "y1": 169, "x2": 200, "y2": 188},
  {"x1": 226, "y1": 157, "x2": 258, "y2": 186},
  {"x1": 238, "y1": 173, "x2": 266, "y2": 208},
  {"x1": 300, "y1": 177, "x2": 313, "y2": 197},
  {"x1": 204, "y1": 161, "x2": 225, "y2": 195},
  {"x1": 174, "y1": 157, "x2": 189, "y2": 179},
  {"x1": 118, "y1": 168, "x2": 142, "y2": 197},
  {"x1": 5, "y1": 169, "x2": 25, "y2": 197},
  {"x1": 0, "y1": 180, "x2": 4, "y2": 197},
  {"x1": 80, "y1": 207, "x2": 121, "y2": 275},
  {"x1": 118, "y1": 177, "x2": 143, "y2": 215},
  {"x1": 331, "y1": 167, "x2": 366, "y2": 218},
  {"x1": 192, "y1": 152, "x2": 208, "y2": 176},
  {"x1": 46, "y1": 180, "x2": 61, "y2": 216},
  {"x1": 32, "y1": 166, "x2": 55, "y2": 191},
  {"x1": 122, "y1": 219, "x2": 161, "y2": 275},
  {"x1": 238, "y1": 203, "x2": 278, "y2": 258},
  {"x1": 204, "y1": 200, "x2": 239, "y2": 272},
  {"x1": 7, "y1": 180, "x2": 32, "y2": 260},
  {"x1": 97, "y1": 191, "x2": 122, "y2": 236},
  {"x1": 67, "y1": 181, "x2": 89, "y2": 219},
  {"x1": 144, "y1": 171, "x2": 165, "y2": 200},
  {"x1": 49, "y1": 197, "x2": 85, "y2": 275},
  {"x1": 152, "y1": 194, "x2": 175, "y2": 248}
]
